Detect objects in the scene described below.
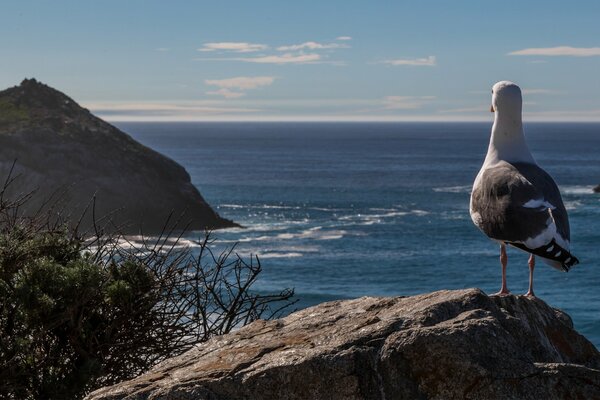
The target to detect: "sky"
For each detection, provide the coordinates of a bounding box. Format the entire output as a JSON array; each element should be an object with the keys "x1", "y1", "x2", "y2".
[{"x1": 1, "y1": 0, "x2": 600, "y2": 121}]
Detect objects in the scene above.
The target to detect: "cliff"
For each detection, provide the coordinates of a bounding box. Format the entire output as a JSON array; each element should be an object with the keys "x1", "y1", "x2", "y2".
[
  {"x1": 0, "y1": 79, "x2": 237, "y2": 233},
  {"x1": 86, "y1": 289, "x2": 600, "y2": 400}
]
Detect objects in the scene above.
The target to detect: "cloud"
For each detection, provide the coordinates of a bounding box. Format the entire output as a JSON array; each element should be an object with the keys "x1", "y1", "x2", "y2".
[
  {"x1": 508, "y1": 46, "x2": 600, "y2": 57},
  {"x1": 381, "y1": 56, "x2": 436, "y2": 66},
  {"x1": 439, "y1": 106, "x2": 488, "y2": 113},
  {"x1": 383, "y1": 96, "x2": 435, "y2": 109},
  {"x1": 195, "y1": 37, "x2": 348, "y2": 65},
  {"x1": 233, "y1": 53, "x2": 321, "y2": 64},
  {"x1": 198, "y1": 42, "x2": 268, "y2": 53},
  {"x1": 276, "y1": 41, "x2": 348, "y2": 51},
  {"x1": 521, "y1": 89, "x2": 559, "y2": 95},
  {"x1": 205, "y1": 76, "x2": 276, "y2": 98},
  {"x1": 85, "y1": 101, "x2": 262, "y2": 121},
  {"x1": 205, "y1": 76, "x2": 275, "y2": 89},
  {"x1": 205, "y1": 88, "x2": 246, "y2": 99},
  {"x1": 155, "y1": 47, "x2": 169, "y2": 52},
  {"x1": 524, "y1": 109, "x2": 600, "y2": 121}
]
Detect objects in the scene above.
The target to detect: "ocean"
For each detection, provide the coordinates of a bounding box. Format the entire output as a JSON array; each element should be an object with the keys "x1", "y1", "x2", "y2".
[{"x1": 117, "y1": 122, "x2": 600, "y2": 347}]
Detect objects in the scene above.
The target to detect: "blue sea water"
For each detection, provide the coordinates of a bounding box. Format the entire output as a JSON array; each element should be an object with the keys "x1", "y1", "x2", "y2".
[{"x1": 118, "y1": 122, "x2": 600, "y2": 347}]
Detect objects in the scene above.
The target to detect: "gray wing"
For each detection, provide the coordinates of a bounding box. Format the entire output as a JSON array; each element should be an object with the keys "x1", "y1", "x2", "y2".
[
  {"x1": 471, "y1": 161, "x2": 577, "y2": 270},
  {"x1": 512, "y1": 162, "x2": 570, "y2": 243}
]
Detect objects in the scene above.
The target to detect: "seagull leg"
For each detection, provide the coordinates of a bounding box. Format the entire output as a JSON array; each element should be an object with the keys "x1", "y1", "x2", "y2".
[
  {"x1": 495, "y1": 244, "x2": 510, "y2": 296},
  {"x1": 525, "y1": 254, "x2": 535, "y2": 297}
]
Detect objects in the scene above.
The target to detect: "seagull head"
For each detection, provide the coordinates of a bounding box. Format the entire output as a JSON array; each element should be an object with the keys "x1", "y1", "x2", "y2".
[{"x1": 490, "y1": 81, "x2": 522, "y2": 116}]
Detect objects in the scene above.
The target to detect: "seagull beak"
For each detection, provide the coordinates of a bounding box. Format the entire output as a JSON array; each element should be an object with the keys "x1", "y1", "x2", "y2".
[{"x1": 490, "y1": 105, "x2": 495, "y2": 113}]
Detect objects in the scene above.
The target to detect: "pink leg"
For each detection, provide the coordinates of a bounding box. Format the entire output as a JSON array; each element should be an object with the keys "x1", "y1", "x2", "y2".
[
  {"x1": 494, "y1": 244, "x2": 510, "y2": 296},
  {"x1": 525, "y1": 254, "x2": 535, "y2": 297}
]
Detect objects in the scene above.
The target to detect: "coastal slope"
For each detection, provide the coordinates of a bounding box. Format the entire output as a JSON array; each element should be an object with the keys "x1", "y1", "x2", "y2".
[
  {"x1": 0, "y1": 79, "x2": 237, "y2": 233},
  {"x1": 86, "y1": 288, "x2": 600, "y2": 400}
]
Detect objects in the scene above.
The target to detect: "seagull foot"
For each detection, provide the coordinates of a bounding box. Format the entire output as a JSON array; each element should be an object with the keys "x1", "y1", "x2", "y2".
[
  {"x1": 493, "y1": 289, "x2": 511, "y2": 296},
  {"x1": 525, "y1": 291, "x2": 536, "y2": 298}
]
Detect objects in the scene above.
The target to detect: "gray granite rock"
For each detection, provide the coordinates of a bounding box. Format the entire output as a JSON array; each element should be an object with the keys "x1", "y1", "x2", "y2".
[
  {"x1": 0, "y1": 79, "x2": 237, "y2": 233},
  {"x1": 86, "y1": 289, "x2": 600, "y2": 400}
]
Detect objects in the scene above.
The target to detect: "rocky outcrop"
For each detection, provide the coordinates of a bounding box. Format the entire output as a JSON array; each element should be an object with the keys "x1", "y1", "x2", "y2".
[
  {"x1": 86, "y1": 289, "x2": 600, "y2": 400},
  {"x1": 0, "y1": 79, "x2": 237, "y2": 233}
]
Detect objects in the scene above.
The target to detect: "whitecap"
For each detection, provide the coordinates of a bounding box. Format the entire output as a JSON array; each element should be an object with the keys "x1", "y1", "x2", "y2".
[
  {"x1": 219, "y1": 204, "x2": 247, "y2": 209},
  {"x1": 433, "y1": 185, "x2": 472, "y2": 193},
  {"x1": 221, "y1": 227, "x2": 349, "y2": 244},
  {"x1": 368, "y1": 211, "x2": 410, "y2": 218},
  {"x1": 411, "y1": 209, "x2": 430, "y2": 216},
  {"x1": 337, "y1": 208, "x2": 427, "y2": 225},
  {"x1": 308, "y1": 206, "x2": 347, "y2": 212},
  {"x1": 560, "y1": 185, "x2": 595, "y2": 195},
  {"x1": 260, "y1": 204, "x2": 301, "y2": 210},
  {"x1": 258, "y1": 252, "x2": 304, "y2": 259},
  {"x1": 564, "y1": 200, "x2": 582, "y2": 210},
  {"x1": 264, "y1": 245, "x2": 320, "y2": 253}
]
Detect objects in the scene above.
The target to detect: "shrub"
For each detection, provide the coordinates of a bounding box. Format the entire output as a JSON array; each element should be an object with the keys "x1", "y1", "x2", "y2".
[{"x1": 0, "y1": 171, "x2": 295, "y2": 399}]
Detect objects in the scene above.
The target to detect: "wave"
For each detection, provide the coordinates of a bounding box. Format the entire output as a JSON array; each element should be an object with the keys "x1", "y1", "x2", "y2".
[
  {"x1": 433, "y1": 185, "x2": 472, "y2": 193},
  {"x1": 219, "y1": 204, "x2": 247, "y2": 209},
  {"x1": 258, "y1": 252, "x2": 304, "y2": 259},
  {"x1": 219, "y1": 203, "x2": 301, "y2": 210},
  {"x1": 228, "y1": 227, "x2": 353, "y2": 244},
  {"x1": 219, "y1": 203, "x2": 348, "y2": 212},
  {"x1": 564, "y1": 200, "x2": 582, "y2": 210},
  {"x1": 440, "y1": 211, "x2": 468, "y2": 220},
  {"x1": 102, "y1": 236, "x2": 204, "y2": 253},
  {"x1": 264, "y1": 245, "x2": 320, "y2": 253},
  {"x1": 411, "y1": 209, "x2": 430, "y2": 216},
  {"x1": 560, "y1": 185, "x2": 596, "y2": 195},
  {"x1": 338, "y1": 209, "x2": 429, "y2": 225}
]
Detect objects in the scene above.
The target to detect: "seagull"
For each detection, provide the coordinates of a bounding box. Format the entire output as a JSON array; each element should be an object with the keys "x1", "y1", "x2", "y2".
[{"x1": 470, "y1": 81, "x2": 579, "y2": 297}]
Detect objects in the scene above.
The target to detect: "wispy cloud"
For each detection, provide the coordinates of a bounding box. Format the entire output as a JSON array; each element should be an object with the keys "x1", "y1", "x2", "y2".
[
  {"x1": 205, "y1": 76, "x2": 276, "y2": 98},
  {"x1": 522, "y1": 89, "x2": 559, "y2": 95},
  {"x1": 205, "y1": 88, "x2": 246, "y2": 99},
  {"x1": 381, "y1": 56, "x2": 436, "y2": 66},
  {"x1": 525, "y1": 109, "x2": 600, "y2": 121},
  {"x1": 155, "y1": 47, "x2": 169, "y2": 52},
  {"x1": 205, "y1": 76, "x2": 275, "y2": 89},
  {"x1": 85, "y1": 101, "x2": 262, "y2": 121},
  {"x1": 198, "y1": 42, "x2": 268, "y2": 53},
  {"x1": 439, "y1": 106, "x2": 488, "y2": 113},
  {"x1": 383, "y1": 96, "x2": 435, "y2": 109},
  {"x1": 276, "y1": 41, "x2": 348, "y2": 51},
  {"x1": 196, "y1": 37, "x2": 348, "y2": 65},
  {"x1": 224, "y1": 53, "x2": 322, "y2": 64},
  {"x1": 508, "y1": 46, "x2": 600, "y2": 57}
]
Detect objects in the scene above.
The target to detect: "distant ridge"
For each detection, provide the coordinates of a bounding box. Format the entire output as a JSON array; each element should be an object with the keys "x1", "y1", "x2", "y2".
[{"x1": 0, "y1": 78, "x2": 238, "y2": 233}]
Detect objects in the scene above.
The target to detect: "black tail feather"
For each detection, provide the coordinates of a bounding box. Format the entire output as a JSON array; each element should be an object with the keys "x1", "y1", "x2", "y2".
[{"x1": 508, "y1": 239, "x2": 579, "y2": 272}]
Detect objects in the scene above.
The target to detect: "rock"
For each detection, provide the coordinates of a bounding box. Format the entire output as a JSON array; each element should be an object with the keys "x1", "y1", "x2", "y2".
[
  {"x1": 594, "y1": 185, "x2": 600, "y2": 193},
  {"x1": 85, "y1": 289, "x2": 600, "y2": 400},
  {"x1": 0, "y1": 78, "x2": 238, "y2": 233}
]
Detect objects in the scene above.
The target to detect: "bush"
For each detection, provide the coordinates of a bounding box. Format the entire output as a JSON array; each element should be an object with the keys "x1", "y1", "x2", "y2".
[{"x1": 0, "y1": 172, "x2": 295, "y2": 399}]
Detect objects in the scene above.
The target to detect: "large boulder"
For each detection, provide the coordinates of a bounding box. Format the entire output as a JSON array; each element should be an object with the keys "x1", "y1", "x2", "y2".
[
  {"x1": 86, "y1": 289, "x2": 600, "y2": 399},
  {"x1": 0, "y1": 79, "x2": 237, "y2": 233}
]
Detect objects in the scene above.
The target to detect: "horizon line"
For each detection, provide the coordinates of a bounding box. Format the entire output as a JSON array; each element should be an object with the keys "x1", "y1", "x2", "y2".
[{"x1": 101, "y1": 116, "x2": 600, "y2": 123}]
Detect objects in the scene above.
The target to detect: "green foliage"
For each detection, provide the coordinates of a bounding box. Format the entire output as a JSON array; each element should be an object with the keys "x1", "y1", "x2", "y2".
[
  {"x1": 0, "y1": 99, "x2": 30, "y2": 126},
  {"x1": 0, "y1": 174, "x2": 295, "y2": 399},
  {"x1": 0, "y1": 228, "x2": 160, "y2": 398}
]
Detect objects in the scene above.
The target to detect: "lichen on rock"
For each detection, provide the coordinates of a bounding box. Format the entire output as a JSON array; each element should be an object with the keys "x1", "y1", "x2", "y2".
[{"x1": 86, "y1": 289, "x2": 600, "y2": 400}]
